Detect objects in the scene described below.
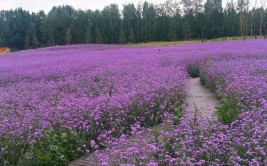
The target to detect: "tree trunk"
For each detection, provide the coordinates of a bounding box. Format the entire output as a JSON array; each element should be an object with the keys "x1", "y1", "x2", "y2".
[
  {"x1": 251, "y1": 24, "x2": 253, "y2": 36},
  {"x1": 260, "y1": 16, "x2": 263, "y2": 36}
]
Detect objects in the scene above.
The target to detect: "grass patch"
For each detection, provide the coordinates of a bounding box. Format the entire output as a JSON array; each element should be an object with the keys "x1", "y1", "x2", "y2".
[
  {"x1": 126, "y1": 40, "x2": 199, "y2": 46},
  {"x1": 216, "y1": 95, "x2": 241, "y2": 125},
  {"x1": 126, "y1": 36, "x2": 265, "y2": 47},
  {"x1": 26, "y1": 128, "x2": 87, "y2": 166},
  {"x1": 0, "y1": 127, "x2": 88, "y2": 166}
]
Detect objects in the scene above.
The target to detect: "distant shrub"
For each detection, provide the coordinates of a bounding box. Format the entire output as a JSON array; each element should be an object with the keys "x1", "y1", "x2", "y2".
[{"x1": 187, "y1": 64, "x2": 200, "y2": 78}]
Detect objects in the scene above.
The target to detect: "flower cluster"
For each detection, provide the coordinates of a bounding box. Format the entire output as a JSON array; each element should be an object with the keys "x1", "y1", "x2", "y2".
[
  {"x1": 0, "y1": 39, "x2": 266, "y2": 165},
  {"x1": 94, "y1": 39, "x2": 267, "y2": 165},
  {"x1": 0, "y1": 44, "x2": 188, "y2": 164}
]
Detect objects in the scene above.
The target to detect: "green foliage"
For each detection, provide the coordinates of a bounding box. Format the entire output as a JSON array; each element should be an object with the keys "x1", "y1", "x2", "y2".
[
  {"x1": 85, "y1": 26, "x2": 92, "y2": 44},
  {"x1": 237, "y1": 146, "x2": 248, "y2": 158},
  {"x1": 0, "y1": 137, "x2": 28, "y2": 166},
  {"x1": 216, "y1": 95, "x2": 241, "y2": 125},
  {"x1": 16, "y1": 127, "x2": 86, "y2": 166},
  {"x1": 164, "y1": 142, "x2": 172, "y2": 153},
  {"x1": 187, "y1": 64, "x2": 200, "y2": 78},
  {"x1": 199, "y1": 59, "x2": 241, "y2": 125},
  {"x1": 173, "y1": 100, "x2": 183, "y2": 125},
  {"x1": 1, "y1": 0, "x2": 265, "y2": 50},
  {"x1": 199, "y1": 56, "x2": 214, "y2": 89},
  {"x1": 153, "y1": 128, "x2": 160, "y2": 147},
  {"x1": 199, "y1": 73, "x2": 207, "y2": 86},
  {"x1": 32, "y1": 33, "x2": 40, "y2": 48},
  {"x1": 119, "y1": 28, "x2": 126, "y2": 44},
  {"x1": 65, "y1": 28, "x2": 72, "y2": 44},
  {"x1": 95, "y1": 28, "x2": 103, "y2": 44}
]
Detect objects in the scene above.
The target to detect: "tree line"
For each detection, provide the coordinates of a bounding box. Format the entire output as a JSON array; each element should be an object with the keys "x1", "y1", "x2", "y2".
[{"x1": 0, "y1": 0, "x2": 267, "y2": 50}]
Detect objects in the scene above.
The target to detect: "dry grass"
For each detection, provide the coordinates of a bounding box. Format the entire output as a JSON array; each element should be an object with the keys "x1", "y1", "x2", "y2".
[{"x1": 126, "y1": 36, "x2": 266, "y2": 46}]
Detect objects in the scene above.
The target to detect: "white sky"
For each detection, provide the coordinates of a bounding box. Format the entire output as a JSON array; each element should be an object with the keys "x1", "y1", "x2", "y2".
[
  {"x1": 0, "y1": 0, "x2": 260, "y2": 13},
  {"x1": 0, "y1": 0, "x2": 163, "y2": 13}
]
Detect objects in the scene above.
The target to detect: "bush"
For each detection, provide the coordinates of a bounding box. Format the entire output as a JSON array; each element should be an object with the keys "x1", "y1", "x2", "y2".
[
  {"x1": 216, "y1": 95, "x2": 241, "y2": 125},
  {"x1": 19, "y1": 127, "x2": 87, "y2": 166},
  {"x1": 187, "y1": 64, "x2": 200, "y2": 78}
]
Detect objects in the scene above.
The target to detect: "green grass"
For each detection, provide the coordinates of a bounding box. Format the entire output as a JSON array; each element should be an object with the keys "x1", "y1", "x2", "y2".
[
  {"x1": 126, "y1": 35, "x2": 266, "y2": 46},
  {"x1": 126, "y1": 40, "x2": 199, "y2": 46},
  {"x1": 216, "y1": 94, "x2": 241, "y2": 125}
]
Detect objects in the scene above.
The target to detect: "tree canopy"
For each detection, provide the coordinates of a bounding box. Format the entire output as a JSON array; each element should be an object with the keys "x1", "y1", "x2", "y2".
[{"x1": 0, "y1": 0, "x2": 267, "y2": 50}]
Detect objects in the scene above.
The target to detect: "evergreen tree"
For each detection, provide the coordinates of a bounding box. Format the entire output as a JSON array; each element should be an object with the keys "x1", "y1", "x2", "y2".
[
  {"x1": 24, "y1": 33, "x2": 31, "y2": 49},
  {"x1": 129, "y1": 28, "x2": 135, "y2": 42},
  {"x1": 95, "y1": 28, "x2": 103, "y2": 44},
  {"x1": 204, "y1": 0, "x2": 223, "y2": 39},
  {"x1": 122, "y1": 3, "x2": 137, "y2": 43},
  {"x1": 32, "y1": 33, "x2": 39, "y2": 48},
  {"x1": 181, "y1": 20, "x2": 193, "y2": 40},
  {"x1": 119, "y1": 28, "x2": 126, "y2": 43},
  {"x1": 260, "y1": 0, "x2": 267, "y2": 36},
  {"x1": 65, "y1": 28, "x2": 72, "y2": 44},
  {"x1": 0, "y1": 0, "x2": 266, "y2": 50},
  {"x1": 85, "y1": 26, "x2": 92, "y2": 44}
]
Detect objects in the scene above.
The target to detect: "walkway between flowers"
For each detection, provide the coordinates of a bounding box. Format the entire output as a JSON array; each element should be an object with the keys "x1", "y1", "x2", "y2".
[
  {"x1": 69, "y1": 78, "x2": 218, "y2": 166},
  {"x1": 184, "y1": 78, "x2": 219, "y2": 125}
]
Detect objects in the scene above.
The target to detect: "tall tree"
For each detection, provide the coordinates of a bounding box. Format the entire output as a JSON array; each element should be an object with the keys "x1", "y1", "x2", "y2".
[
  {"x1": 42, "y1": 5, "x2": 75, "y2": 45},
  {"x1": 102, "y1": 4, "x2": 121, "y2": 43},
  {"x1": 85, "y1": 26, "x2": 93, "y2": 44},
  {"x1": 0, "y1": 9, "x2": 31, "y2": 49},
  {"x1": 260, "y1": 0, "x2": 267, "y2": 36},
  {"x1": 142, "y1": 2, "x2": 157, "y2": 42},
  {"x1": 32, "y1": 33, "x2": 39, "y2": 48},
  {"x1": 119, "y1": 27, "x2": 126, "y2": 43},
  {"x1": 182, "y1": 0, "x2": 203, "y2": 39},
  {"x1": 237, "y1": 0, "x2": 249, "y2": 37},
  {"x1": 224, "y1": 0, "x2": 238, "y2": 37},
  {"x1": 135, "y1": 3, "x2": 143, "y2": 42},
  {"x1": 1, "y1": 0, "x2": 267, "y2": 50},
  {"x1": 156, "y1": 3, "x2": 169, "y2": 41},
  {"x1": 122, "y1": 4, "x2": 137, "y2": 42},
  {"x1": 72, "y1": 10, "x2": 89, "y2": 43},
  {"x1": 65, "y1": 28, "x2": 72, "y2": 44},
  {"x1": 204, "y1": 0, "x2": 223, "y2": 39},
  {"x1": 95, "y1": 28, "x2": 103, "y2": 44},
  {"x1": 250, "y1": 0, "x2": 258, "y2": 36}
]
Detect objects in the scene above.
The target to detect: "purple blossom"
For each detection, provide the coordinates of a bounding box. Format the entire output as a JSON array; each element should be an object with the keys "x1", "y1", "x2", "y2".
[{"x1": 0, "y1": 40, "x2": 266, "y2": 165}]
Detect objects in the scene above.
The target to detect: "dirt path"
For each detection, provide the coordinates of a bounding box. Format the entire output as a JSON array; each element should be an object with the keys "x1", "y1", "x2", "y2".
[
  {"x1": 69, "y1": 78, "x2": 218, "y2": 166},
  {"x1": 184, "y1": 78, "x2": 219, "y2": 125},
  {"x1": 69, "y1": 124, "x2": 162, "y2": 166}
]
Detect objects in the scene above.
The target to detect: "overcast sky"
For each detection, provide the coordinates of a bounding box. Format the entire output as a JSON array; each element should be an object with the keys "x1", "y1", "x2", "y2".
[
  {"x1": 1, "y1": 0, "x2": 164, "y2": 13},
  {"x1": 0, "y1": 0, "x2": 259, "y2": 13}
]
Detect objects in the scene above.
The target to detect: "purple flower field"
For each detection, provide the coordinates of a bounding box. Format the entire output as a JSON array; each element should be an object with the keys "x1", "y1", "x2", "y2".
[
  {"x1": 0, "y1": 40, "x2": 266, "y2": 165},
  {"x1": 95, "y1": 40, "x2": 267, "y2": 165}
]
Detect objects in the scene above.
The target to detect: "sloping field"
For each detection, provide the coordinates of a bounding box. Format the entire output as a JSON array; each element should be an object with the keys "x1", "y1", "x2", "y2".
[{"x1": 0, "y1": 40, "x2": 266, "y2": 165}]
